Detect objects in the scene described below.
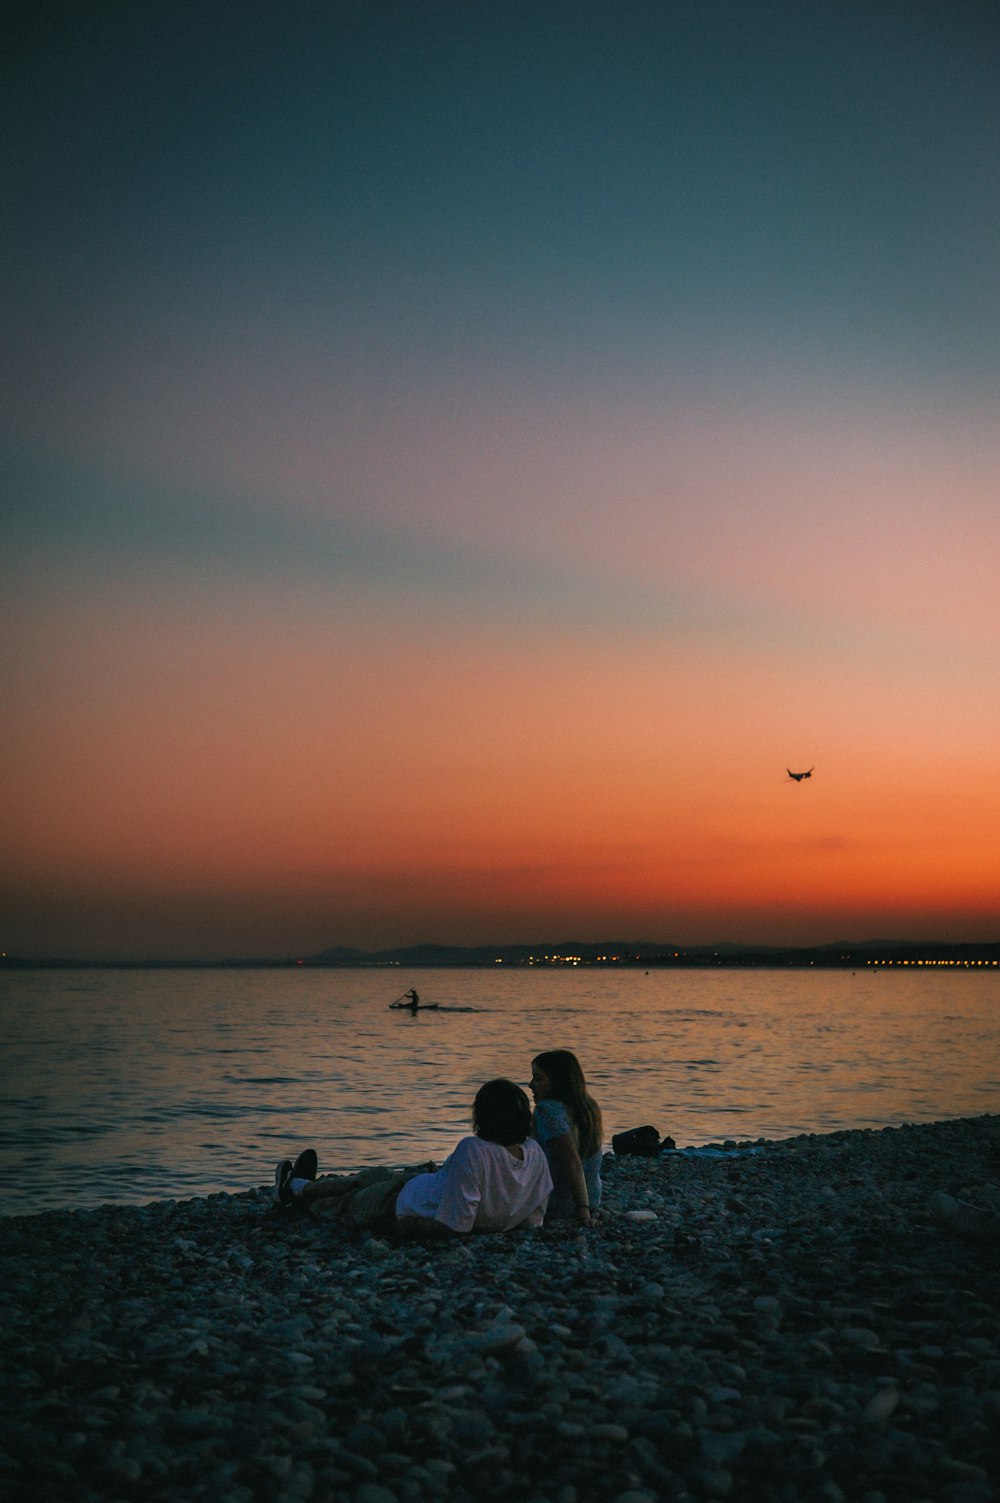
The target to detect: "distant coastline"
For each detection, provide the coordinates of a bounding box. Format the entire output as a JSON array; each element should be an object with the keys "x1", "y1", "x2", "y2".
[{"x1": 3, "y1": 939, "x2": 999, "y2": 970}]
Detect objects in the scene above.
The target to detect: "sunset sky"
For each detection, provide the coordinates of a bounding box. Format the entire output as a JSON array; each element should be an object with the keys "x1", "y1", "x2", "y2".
[{"x1": 3, "y1": 1, "x2": 998, "y2": 960}]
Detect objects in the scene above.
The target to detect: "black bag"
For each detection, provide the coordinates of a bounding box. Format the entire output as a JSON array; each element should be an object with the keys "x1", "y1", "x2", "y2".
[{"x1": 612, "y1": 1125, "x2": 662, "y2": 1156}]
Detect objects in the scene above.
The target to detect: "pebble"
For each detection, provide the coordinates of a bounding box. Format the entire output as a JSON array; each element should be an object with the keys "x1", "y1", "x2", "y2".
[
  {"x1": 862, "y1": 1387, "x2": 900, "y2": 1423},
  {"x1": 2, "y1": 1113, "x2": 998, "y2": 1503}
]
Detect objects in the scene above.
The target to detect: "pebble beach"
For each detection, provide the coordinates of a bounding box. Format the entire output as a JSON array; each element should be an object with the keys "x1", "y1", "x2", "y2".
[{"x1": 3, "y1": 1115, "x2": 998, "y2": 1503}]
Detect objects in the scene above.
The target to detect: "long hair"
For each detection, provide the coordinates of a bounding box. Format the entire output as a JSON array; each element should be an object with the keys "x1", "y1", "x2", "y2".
[
  {"x1": 532, "y1": 1049, "x2": 603, "y2": 1158},
  {"x1": 473, "y1": 1078, "x2": 533, "y2": 1145}
]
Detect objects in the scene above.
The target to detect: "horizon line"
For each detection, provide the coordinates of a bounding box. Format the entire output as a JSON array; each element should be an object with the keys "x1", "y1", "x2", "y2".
[{"x1": 4, "y1": 935, "x2": 1000, "y2": 969}]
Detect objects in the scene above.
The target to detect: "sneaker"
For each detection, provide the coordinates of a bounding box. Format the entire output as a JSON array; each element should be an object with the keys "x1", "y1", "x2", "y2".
[
  {"x1": 291, "y1": 1148, "x2": 318, "y2": 1183},
  {"x1": 274, "y1": 1158, "x2": 295, "y2": 1207}
]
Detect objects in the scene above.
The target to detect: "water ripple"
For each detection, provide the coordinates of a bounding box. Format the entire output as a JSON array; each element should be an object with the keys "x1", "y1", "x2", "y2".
[{"x1": 1, "y1": 966, "x2": 997, "y2": 1215}]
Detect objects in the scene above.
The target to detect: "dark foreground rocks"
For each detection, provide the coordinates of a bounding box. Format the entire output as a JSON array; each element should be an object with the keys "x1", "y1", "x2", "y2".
[{"x1": 2, "y1": 1115, "x2": 999, "y2": 1503}]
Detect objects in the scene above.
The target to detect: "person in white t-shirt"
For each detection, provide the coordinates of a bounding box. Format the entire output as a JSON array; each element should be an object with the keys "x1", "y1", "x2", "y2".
[{"x1": 273, "y1": 1079, "x2": 552, "y2": 1238}]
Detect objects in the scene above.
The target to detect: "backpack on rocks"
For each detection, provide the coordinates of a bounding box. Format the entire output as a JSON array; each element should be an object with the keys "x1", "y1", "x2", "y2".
[{"x1": 611, "y1": 1125, "x2": 665, "y2": 1156}]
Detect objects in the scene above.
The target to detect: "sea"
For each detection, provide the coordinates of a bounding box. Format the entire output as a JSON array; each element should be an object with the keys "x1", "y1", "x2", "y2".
[{"x1": 1, "y1": 965, "x2": 998, "y2": 1218}]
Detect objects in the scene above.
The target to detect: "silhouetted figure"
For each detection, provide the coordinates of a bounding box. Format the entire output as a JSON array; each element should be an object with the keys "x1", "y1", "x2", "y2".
[{"x1": 389, "y1": 988, "x2": 437, "y2": 1013}]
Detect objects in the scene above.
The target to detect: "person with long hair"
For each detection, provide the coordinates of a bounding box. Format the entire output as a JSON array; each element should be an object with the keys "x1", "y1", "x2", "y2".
[
  {"x1": 529, "y1": 1049, "x2": 603, "y2": 1225},
  {"x1": 273, "y1": 1078, "x2": 552, "y2": 1237}
]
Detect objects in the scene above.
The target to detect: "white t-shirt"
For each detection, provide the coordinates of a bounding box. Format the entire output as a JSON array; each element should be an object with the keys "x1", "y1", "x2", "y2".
[{"x1": 395, "y1": 1136, "x2": 552, "y2": 1233}]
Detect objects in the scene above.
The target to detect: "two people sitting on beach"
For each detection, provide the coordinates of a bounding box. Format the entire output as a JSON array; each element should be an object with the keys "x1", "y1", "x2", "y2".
[
  {"x1": 275, "y1": 1078, "x2": 552, "y2": 1237},
  {"x1": 273, "y1": 1049, "x2": 604, "y2": 1237}
]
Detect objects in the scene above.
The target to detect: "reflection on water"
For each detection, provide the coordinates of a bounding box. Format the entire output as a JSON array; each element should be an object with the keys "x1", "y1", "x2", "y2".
[{"x1": 1, "y1": 966, "x2": 998, "y2": 1214}]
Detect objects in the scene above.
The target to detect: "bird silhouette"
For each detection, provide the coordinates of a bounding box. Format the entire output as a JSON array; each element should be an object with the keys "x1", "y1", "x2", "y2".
[{"x1": 787, "y1": 767, "x2": 814, "y2": 782}]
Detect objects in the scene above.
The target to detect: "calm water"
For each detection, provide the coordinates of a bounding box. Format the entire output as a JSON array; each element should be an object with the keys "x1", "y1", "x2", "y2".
[{"x1": 1, "y1": 966, "x2": 998, "y2": 1217}]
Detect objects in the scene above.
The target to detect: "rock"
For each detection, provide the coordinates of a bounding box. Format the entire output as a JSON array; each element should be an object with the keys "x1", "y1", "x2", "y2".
[
  {"x1": 699, "y1": 1430, "x2": 746, "y2": 1466},
  {"x1": 354, "y1": 1486, "x2": 399, "y2": 1503},
  {"x1": 344, "y1": 1423, "x2": 385, "y2": 1457},
  {"x1": 863, "y1": 1387, "x2": 900, "y2": 1422},
  {"x1": 841, "y1": 1326, "x2": 882, "y2": 1349}
]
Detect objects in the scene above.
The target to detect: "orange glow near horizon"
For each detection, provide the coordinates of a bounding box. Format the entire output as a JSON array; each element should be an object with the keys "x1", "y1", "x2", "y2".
[{"x1": 4, "y1": 564, "x2": 999, "y2": 959}]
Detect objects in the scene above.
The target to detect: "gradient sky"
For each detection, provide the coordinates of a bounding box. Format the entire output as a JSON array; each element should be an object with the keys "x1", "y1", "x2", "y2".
[{"x1": 3, "y1": 1, "x2": 998, "y2": 959}]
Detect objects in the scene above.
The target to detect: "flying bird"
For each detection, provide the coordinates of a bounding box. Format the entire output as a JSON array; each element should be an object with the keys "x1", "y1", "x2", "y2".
[{"x1": 787, "y1": 767, "x2": 814, "y2": 782}]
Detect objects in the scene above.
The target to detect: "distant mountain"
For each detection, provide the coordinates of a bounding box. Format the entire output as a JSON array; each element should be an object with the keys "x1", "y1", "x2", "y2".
[
  {"x1": 4, "y1": 937, "x2": 997, "y2": 970},
  {"x1": 308, "y1": 937, "x2": 1000, "y2": 968},
  {"x1": 311, "y1": 939, "x2": 669, "y2": 966}
]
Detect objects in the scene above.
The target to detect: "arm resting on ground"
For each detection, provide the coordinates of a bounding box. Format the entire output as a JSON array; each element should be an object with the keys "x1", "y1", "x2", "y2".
[{"x1": 547, "y1": 1133, "x2": 591, "y2": 1223}]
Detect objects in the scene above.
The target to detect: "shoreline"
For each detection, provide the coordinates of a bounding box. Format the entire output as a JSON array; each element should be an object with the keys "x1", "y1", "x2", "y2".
[
  {"x1": 4, "y1": 1114, "x2": 999, "y2": 1501},
  {"x1": 2, "y1": 1111, "x2": 994, "y2": 1223}
]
